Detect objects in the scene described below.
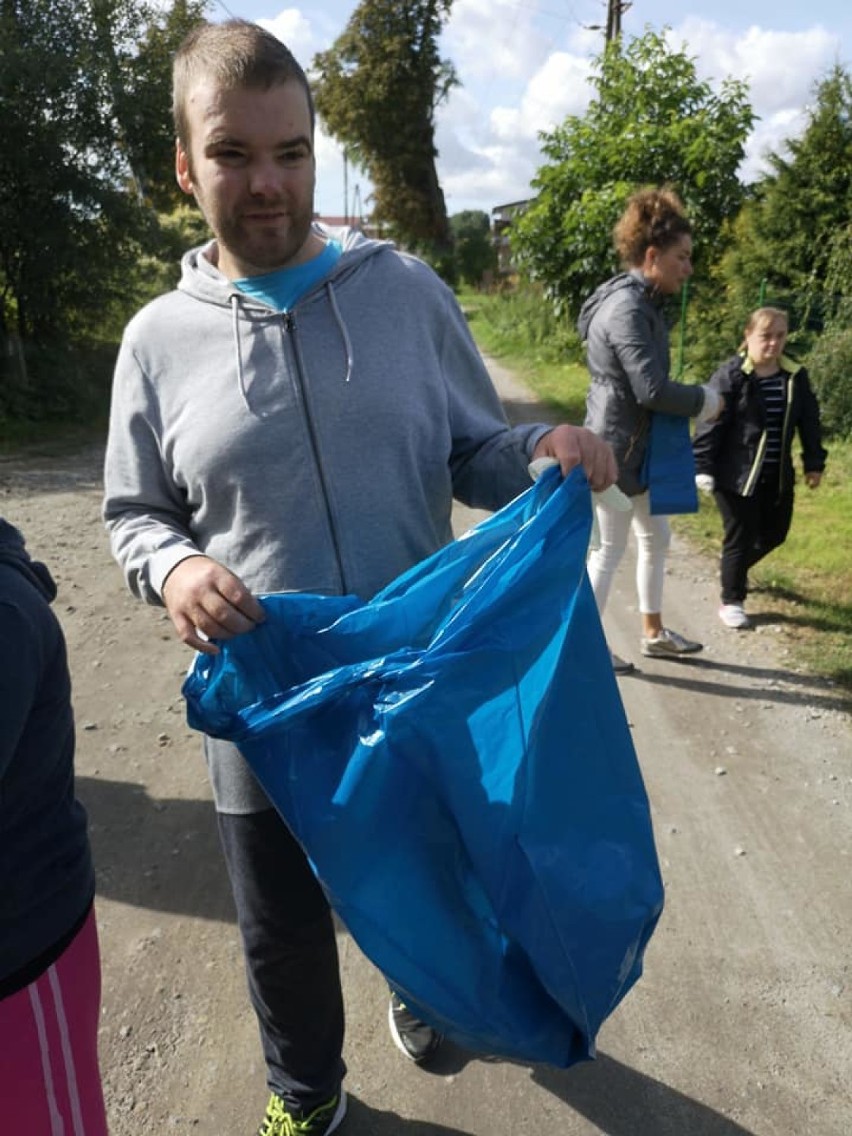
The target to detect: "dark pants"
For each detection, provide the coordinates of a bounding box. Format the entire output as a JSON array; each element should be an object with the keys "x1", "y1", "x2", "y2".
[
  {"x1": 714, "y1": 476, "x2": 794, "y2": 604},
  {"x1": 217, "y1": 808, "x2": 346, "y2": 1112}
]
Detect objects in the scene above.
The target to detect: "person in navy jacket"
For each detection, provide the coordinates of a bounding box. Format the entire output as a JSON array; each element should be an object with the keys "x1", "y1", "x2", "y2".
[{"x1": 693, "y1": 307, "x2": 827, "y2": 629}]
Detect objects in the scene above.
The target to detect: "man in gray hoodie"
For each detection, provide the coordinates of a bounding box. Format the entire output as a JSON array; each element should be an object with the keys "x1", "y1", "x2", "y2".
[{"x1": 103, "y1": 19, "x2": 616, "y2": 1136}]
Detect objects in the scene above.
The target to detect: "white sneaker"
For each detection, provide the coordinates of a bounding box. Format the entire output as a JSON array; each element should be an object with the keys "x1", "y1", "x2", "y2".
[
  {"x1": 719, "y1": 603, "x2": 751, "y2": 629},
  {"x1": 640, "y1": 628, "x2": 703, "y2": 658}
]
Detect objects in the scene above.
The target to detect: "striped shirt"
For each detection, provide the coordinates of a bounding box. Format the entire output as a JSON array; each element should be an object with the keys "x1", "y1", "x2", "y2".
[{"x1": 756, "y1": 372, "x2": 785, "y2": 465}]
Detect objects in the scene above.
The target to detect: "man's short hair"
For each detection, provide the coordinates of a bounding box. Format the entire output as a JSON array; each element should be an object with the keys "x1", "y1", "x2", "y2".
[{"x1": 173, "y1": 19, "x2": 315, "y2": 147}]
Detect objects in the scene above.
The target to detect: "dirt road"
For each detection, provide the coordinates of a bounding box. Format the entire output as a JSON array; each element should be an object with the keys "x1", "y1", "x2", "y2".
[{"x1": 2, "y1": 356, "x2": 850, "y2": 1136}]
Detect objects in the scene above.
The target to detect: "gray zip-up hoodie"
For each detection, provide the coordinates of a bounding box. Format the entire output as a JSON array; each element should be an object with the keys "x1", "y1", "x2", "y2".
[
  {"x1": 579, "y1": 271, "x2": 708, "y2": 496},
  {"x1": 1, "y1": 520, "x2": 94, "y2": 993},
  {"x1": 104, "y1": 227, "x2": 549, "y2": 607}
]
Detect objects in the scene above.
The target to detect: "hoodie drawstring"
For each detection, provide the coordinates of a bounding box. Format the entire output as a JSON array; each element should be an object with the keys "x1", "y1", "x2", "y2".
[
  {"x1": 230, "y1": 294, "x2": 252, "y2": 412},
  {"x1": 326, "y1": 282, "x2": 353, "y2": 384}
]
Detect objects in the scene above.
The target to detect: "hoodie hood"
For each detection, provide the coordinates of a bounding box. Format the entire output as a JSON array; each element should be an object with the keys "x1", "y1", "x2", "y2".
[
  {"x1": 577, "y1": 272, "x2": 650, "y2": 341},
  {"x1": 0, "y1": 519, "x2": 57, "y2": 602},
  {"x1": 177, "y1": 224, "x2": 392, "y2": 310},
  {"x1": 176, "y1": 224, "x2": 393, "y2": 406}
]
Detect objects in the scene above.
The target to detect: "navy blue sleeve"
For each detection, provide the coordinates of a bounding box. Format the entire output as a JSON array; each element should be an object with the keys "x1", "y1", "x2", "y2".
[{"x1": 0, "y1": 603, "x2": 41, "y2": 782}]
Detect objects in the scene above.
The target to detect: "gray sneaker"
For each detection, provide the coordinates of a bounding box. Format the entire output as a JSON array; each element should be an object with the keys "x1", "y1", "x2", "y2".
[
  {"x1": 610, "y1": 651, "x2": 635, "y2": 675},
  {"x1": 640, "y1": 628, "x2": 703, "y2": 658}
]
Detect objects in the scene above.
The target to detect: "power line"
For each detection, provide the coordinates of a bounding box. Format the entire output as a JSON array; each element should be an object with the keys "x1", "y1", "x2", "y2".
[{"x1": 212, "y1": 0, "x2": 237, "y2": 20}]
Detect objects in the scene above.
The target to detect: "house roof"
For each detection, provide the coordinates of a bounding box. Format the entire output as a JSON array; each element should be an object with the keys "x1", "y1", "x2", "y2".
[{"x1": 314, "y1": 214, "x2": 362, "y2": 228}]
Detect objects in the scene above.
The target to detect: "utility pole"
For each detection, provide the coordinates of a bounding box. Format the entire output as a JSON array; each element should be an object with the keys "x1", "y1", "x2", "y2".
[
  {"x1": 605, "y1": 0, "x2": 631, "y2": 42},
  {"x1": 343, "y1": 149, "x2": 349, "y2": 224},
  {"x1": 585, "y1": 1, "x2": 632, "y2": 43}
]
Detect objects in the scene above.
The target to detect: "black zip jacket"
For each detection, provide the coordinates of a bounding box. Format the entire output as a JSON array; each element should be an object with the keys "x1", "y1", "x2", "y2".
[
  {"x1": 692, "y1": 353, "x2": 827, "y2": 497},
  {"x1": 0, "y1": 520, "x2": 95, "y2": 996}
]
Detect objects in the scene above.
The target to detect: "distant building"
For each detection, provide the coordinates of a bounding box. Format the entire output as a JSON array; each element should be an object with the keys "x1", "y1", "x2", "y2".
[
  {"x1": 491, "y1": 199, "x2": 532, "y2": 276},
  {"x1": 313, "y1": 213, "x2": 386, "y2": 239}
]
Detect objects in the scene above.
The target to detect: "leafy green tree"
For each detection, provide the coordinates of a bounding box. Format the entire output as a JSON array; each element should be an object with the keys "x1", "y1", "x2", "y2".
[
  {"x1": 511, "y1": 28, "x2": 754, "y2": 317},
  {"x1": 805, "y1": 220, "x2": 852, "y2": 438},
  {"x1": 0, "y1": 0, "x2": 207, "y2": 420},
  {"x1": 824, "y1": 221, "x2": 852, "y2": 325},
  {"x1": 313, "y1": 0, "x2": 457, "y2": 266},
  {"x1": 450, "y1": 211, "x2": 497, "y2": 286},
  {"x1": 682, "y1": 64, "x2": 852, "y2": 386},
  {"x1": 1, "y1": 0, "x2": 138, "y2": 343},
  {"x1": 92, "y1": 0, "x2": 208, "y2": 212},
  {"x1": 718, "y1": 65, "x2": 852, "y2": 333}
]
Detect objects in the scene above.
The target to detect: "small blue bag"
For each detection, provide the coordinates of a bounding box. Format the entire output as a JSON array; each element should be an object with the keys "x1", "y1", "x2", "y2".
[
  {"x1": 643, "y1": 412, "x2": 699, "y2": 514},
  {"x1": 183, "y1": 467, "x2": 664, "y2": 1067}
]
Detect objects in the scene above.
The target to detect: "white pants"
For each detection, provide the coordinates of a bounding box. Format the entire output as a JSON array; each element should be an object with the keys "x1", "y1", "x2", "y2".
[{"x1": 588, "y1": 491, "x2": 670, "y2": 616}]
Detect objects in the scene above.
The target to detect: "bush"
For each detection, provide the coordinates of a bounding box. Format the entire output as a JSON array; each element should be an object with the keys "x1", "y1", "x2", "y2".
[
  {"x1": 0, "y1": 339, "x2": 115, "y2": 428},
  {"x1": 806, "y1": 323, "x2": 852, "y2": 439},
  {"x1": 472, "y1": 284, "x2": 583, "y2": 364}
]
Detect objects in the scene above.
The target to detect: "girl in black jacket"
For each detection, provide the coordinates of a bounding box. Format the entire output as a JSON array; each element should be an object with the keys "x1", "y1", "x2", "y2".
[{"x1": 692, "y1": 307, "x2": 827, "y2": 628}]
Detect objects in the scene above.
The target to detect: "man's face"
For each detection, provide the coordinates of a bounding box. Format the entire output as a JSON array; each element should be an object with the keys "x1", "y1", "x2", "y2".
[{"x1": 176, "y1": 79, "x2": 317, "y2": 279}]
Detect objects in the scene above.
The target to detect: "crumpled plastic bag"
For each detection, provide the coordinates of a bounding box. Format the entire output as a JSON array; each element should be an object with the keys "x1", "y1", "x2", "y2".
[{"x1": 183, "y1": 466, "x2": 664, "y2": 1067}]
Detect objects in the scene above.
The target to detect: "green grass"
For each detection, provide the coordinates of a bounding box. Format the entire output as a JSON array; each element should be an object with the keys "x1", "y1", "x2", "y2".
[{"x1": 462, "y1": 287, "x2": 852, "y2": 696}]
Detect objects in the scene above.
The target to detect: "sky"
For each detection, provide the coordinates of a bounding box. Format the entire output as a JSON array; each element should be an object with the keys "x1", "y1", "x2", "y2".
[{"x1": 206, "y1": 0, "x2": 851, "y2": 220}]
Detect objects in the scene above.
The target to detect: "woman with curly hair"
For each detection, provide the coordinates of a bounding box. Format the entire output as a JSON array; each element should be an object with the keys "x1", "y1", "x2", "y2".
[{"x1": 580, "y1": 187, "x2": 724, "y2": 673}]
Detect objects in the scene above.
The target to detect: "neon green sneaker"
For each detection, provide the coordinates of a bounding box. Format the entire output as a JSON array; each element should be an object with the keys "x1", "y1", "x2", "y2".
[{"x1": 257, "y1": 1090, "x2": 346, "y2": 1135}]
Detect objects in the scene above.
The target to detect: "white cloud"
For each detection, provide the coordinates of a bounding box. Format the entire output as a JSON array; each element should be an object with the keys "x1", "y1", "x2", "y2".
[
  {"x1": 666, "y1": 19, "x2": 838, "y2": 180},
  {"x1": 439, "y1": 18, "x2": 840, "y2": 209},
  {"x1": 265, "y1": 6, "x2": 843, "y2": 214},
  {"x1": 671, "y1": 18, "x2": 837, "y2": 112},
  {"x1": 257, "y1": 9, "x2": 316, "y2": 59},
  {"x1": 740, "y1": 106, "x2": 808, "y2": 181},
  {"x1": 444, "y1": 0, "x2": 552, "y2": 82},
  {"x1": 512, "y1": 50, "x2": 594, "y2": 135},
  {"x1": 434, "y1": 46, "x2": 594, "y2": 212}
]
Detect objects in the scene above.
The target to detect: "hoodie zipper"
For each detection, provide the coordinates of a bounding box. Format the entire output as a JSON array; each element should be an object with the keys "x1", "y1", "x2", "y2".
[{"x1": 283, "y1": 311, "x2": 349, "y2": 593}]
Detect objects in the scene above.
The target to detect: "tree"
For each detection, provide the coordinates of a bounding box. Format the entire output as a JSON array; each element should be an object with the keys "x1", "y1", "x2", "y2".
[
  {"x1": 0, "y1": 0, "x2": 207, "y2": 419},
  {"x1": 681, "y1": 64, "x2": 852, "y2": 385},
  {"x1": 805, "y1": 219, "x2": 852, "y2": 438},
  {"x1": 92, "y1": 0, "x2": 208, "y2": 212},
  {"x1": 450, "y1": 211, "x2": 497, "y2": 286},
  {"x1": 719, "y1": 65, "x2": 852, "y2": 333},
  {"x1": 312, "y1": 0, "x2": 457, "y2": 267},
  {"x1": 1, "y1": 0, "x2": 136, "y2": 342},
  {"x1": 511, "y1": 28, "x2": 754, "y2": 316}
]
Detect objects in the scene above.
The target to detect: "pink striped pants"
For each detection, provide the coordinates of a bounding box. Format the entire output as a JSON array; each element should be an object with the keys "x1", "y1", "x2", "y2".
[{"x1": 0, "y1": 907, "x2": 108, "y2": 1134}]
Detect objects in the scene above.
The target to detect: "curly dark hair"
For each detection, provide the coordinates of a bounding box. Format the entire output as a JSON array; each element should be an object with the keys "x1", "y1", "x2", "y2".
[{"x1": 614, "y1": 187, "x2": 692, "y2": 267}]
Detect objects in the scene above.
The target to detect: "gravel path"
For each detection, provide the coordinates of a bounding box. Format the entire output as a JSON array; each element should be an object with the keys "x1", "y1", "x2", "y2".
[{"x1": 2, "y1": 357, "x2": 849, "y2": 1135}]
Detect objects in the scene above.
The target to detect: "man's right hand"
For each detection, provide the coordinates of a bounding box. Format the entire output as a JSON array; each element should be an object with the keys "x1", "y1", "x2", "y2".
[{"x1": 161, "y1": 555, "x2": 266, "y2": 655}]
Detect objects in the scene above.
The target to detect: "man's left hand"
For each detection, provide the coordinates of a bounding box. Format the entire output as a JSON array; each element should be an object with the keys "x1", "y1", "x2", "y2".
[{"x1": 532, "y1": 425, "x2": 617, "y2": 493}]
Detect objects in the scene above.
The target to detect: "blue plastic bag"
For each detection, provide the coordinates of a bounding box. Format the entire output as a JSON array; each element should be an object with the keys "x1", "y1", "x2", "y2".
[
  {"x1": 643, "y1": 412, "x2": 699, "y2": 514},
  {"x1": 183, "y1": 467, "x2": 664, "y2": 1067}
]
